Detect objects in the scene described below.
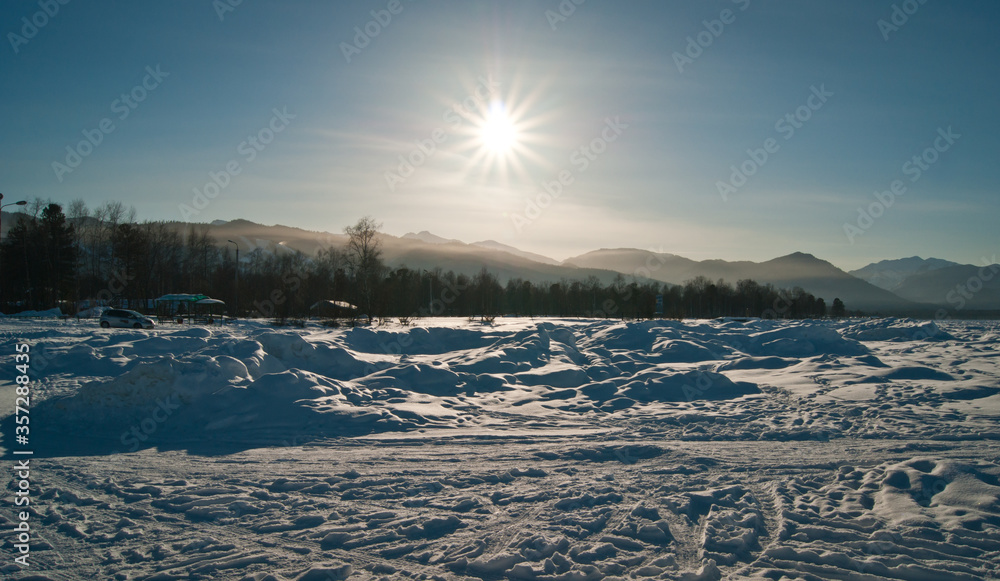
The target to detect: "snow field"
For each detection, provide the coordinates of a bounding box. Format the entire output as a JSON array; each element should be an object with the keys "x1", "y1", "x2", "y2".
[{"x1": 0, "y1": 316, "x2": 998, "y2": 579}]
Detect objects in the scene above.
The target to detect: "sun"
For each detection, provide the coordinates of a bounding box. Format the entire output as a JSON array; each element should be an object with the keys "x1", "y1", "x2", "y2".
[
  {"x1": 450, "y1": 78, "x2": 554, "y2": 185},
  {"x1": 479, "y1": 102, "x2": 519, "y2": 154}
]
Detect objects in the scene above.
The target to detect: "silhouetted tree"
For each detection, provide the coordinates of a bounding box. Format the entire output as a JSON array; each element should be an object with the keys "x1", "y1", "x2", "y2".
[
  {"x1": 471, "y1": 266, "x2": 503, "y2": 321},
  {"x1": 344, "y1": 216, "x2": 385, "y2": 320},
  {"x1": 0, "y1": 203, "x2": 78, "y2": 311}
]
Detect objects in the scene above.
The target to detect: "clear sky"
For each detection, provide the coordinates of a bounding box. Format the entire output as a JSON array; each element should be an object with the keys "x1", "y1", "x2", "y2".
[{"x1": 2, "y1": 0, "x2": 998, "y2": 270}]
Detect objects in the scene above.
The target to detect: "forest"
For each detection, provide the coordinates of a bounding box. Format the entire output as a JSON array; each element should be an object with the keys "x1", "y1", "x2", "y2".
[{"x1": 0, "y1": 201, "x2": 845, "y2": 322}]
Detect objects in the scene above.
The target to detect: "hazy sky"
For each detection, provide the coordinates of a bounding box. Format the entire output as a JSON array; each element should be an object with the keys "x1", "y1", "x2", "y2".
[{"x1": 2, "y1": 0, "x2": 998, "y2": 270}]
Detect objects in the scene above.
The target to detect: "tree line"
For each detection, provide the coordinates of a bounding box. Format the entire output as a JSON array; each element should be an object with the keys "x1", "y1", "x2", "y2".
[{"x1": 0, "y1": 202, "x2": 847, "y2": 320}]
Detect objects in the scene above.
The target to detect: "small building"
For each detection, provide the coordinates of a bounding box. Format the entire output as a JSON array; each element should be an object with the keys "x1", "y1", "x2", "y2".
[
  {"x1": 310, "y1": 300, "x2": 358, "y2": 321},
  {"x1": 155, "y1": 294, "x2": 227, "y2": 323}
]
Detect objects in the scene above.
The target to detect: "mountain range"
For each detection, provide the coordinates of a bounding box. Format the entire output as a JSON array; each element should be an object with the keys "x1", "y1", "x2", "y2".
[
  {"x1": 565, "y1": 249, "x2": 915, "y2": 312},
  {"x1": 850, "y1": 258, "x2": 1000, "y2": 312},
  {"x1": 3, "y1": 211, "x2": 998, "y2": 315},
  {"x1": 199, "y1": 220, "x2": 1000, "y2": 315},
  {"x1": 848, "y1": 257, "x2": 960, "y2": 291}
]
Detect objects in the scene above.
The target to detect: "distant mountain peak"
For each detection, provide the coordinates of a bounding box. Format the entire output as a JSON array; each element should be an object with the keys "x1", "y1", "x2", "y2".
[
  {"x1": 775, "y1": 251, "x2": 820, "y2": 261},
  {"x1": 471, "y1": 240, "x2": 560, "y2": 266},
  {"x1": 562, "y1": 247, "x2": 912, "y2": 311},
  {"x1": 224, "y1": 218, "x2": 259, "y2": 227},
  {"x1": 849, "y1": 257, "x2": 961, "y2": 292},
  {"x1": 402, "y1": 231, "x2": 463, "y2": 245}
]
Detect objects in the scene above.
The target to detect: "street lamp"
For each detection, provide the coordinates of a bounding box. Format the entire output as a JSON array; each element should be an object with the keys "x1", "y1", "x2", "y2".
[
  {"x1": 228, "y1": 240, "x2": 239, "y2": 318},
  {"x1": 422, "y1": 269, "x2": 433, "y2": 316},
  {"x1": 0, "y1": 193, "x2": 29, "y2": 312},
  {"x1": 0, "y1": 193, "x2": 29, "y2": 233}
]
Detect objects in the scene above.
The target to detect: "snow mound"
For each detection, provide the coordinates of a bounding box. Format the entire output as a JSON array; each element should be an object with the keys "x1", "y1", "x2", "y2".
[
  {"x1": 362, "y1": 363, "x2": 463, "y2": 396},
  {"x1": 744, "y1": 324, "x2": 868, "y2": 357},
  {"x1": 515, "y1": 363, "x2": 592, "y2": 388},
  {"x1": 10, "y1": 307, "x2": 63, "y2": 317},
  {"x1": 345, "y1": 325, "x2": 489, "y2": 354},
  {"x1": 650, "y1": 339, "x2": 720, "y2": 362},
  {"x1": 859, "y1": 366, "x2": 956, "y2": 382},
  {"x1": 716, "y1": 356, "x2": 797, "y2": 371},
  {"x1": 30, "y1": 355, "x2": 411, "y2": 453},
  {"x1": 131, "y1": 334, "x2": 211, "y2": 353},
  {"x1": 10, "y1": 317, "x2": 1000, "y2": 456},
  {"x1": 248, "y1": 330, "x2": 367, "y2": 379},
  {"x1": 76, "y1": 306, "x2": 108, "y2": 318},
  {"x1": 622, "y1": 370, "x2": 759, "y2": 402},
  {"x1": 841, "y1": 318, "x2": 955, "y2": 341},
  {"x1": 871, "y1": 458, "x2": 1000, "y2": 529},
  {"x1": 44, "y1": 355, "x2": 247, "y2": 418}
]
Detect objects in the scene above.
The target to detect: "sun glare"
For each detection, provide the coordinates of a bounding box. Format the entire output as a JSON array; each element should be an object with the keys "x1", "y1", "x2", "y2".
[
  {"x1": 450, "y1": 77, "x2": 554, "y2": 186},
  {"x1": 480, "y1": 102, "x2": 519, "y2": 154}
]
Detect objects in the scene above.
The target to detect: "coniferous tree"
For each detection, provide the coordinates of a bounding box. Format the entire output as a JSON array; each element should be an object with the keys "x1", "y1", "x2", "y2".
[
  {"x1": 39, "y1": 203, "x2": 78, "y2": 308},
  {"x1": 0, "y1": 203, "x2": 78, "y2": 311}
]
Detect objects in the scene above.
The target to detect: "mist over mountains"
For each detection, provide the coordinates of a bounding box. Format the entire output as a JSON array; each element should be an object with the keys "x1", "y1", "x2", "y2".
[
  {"x1": 184, "y1": 219, "x2": 1000, "y2": 315},
  {"x1": 6, "y1": 209, "x2": 995, "y2": 315},
  {"x1": 848, "y1": 257, "x2": 960, "y2": 291}
]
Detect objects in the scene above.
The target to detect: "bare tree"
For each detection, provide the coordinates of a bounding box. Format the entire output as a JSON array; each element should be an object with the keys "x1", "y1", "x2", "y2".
[
  {"x1": 344, "y1": 216, "x2": 384, "y2": 322},
  {"x1": 67, "y1": 199, "x2": 89, "y2": 224},
  {"x1": 184, "y1": 224, "x2": 217, "y2": 291},
  {"x1": 313, "y1": 245, "x2": 343, "y2": 303}
]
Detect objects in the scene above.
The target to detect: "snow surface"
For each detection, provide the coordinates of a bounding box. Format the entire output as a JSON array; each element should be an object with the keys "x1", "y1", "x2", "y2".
[
  {"x1": 3, "y1": 308, "x2": 64, "y2": 318},
  {"x1": 1, "y1": 317, "x2": 999, "y2": 580}
]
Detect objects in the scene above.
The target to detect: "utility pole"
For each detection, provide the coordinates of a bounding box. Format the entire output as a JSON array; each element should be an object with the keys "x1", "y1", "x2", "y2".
[
  {"x1": 0, "y1": 193, "x2": 28, "y2": 312},
  {"x1": 422, "y1": 269, "x2": 433, "y2": 315}
]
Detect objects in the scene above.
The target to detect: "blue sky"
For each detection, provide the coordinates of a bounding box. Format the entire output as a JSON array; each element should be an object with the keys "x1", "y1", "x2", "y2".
[{"x1": 2, "y1": 0, "x2": 998, "y2": 270}]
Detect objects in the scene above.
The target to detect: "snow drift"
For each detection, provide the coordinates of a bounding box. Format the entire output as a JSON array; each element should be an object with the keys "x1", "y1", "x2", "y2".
[{"x1": 7, "y1": 316, "x2": 997, "y2": 455}]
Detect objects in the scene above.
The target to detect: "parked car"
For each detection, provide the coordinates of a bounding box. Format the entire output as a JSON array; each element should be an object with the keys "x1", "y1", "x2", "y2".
[{"x1": 100, "y1": 309, "x2": 155, "y2": 329}]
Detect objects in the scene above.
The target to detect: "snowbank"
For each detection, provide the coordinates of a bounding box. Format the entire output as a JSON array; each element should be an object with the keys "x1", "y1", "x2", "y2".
[
  {"x1": 9, "y1": 307, "x2": 63, "y2": 317},
  {"x1": 4, "y1": 316, "x2": 997, "y2": 455},
  {"x1": 841, "y1": 318, "x2": 956, "y2": 342}
]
